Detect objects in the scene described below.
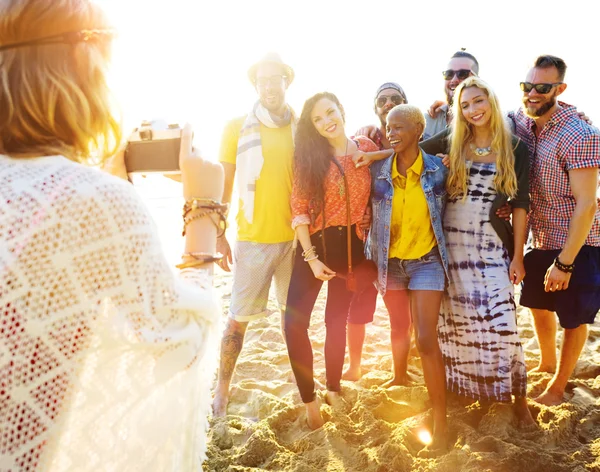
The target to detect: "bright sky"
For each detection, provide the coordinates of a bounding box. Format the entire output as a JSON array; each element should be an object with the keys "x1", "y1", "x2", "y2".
[{"x1": 98, "y1": 0, "x2": 599, "y2": 160}]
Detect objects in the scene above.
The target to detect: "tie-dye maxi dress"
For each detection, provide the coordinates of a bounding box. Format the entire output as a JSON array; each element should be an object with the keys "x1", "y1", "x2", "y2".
[{"x1": 438, "y1": 162, "x2": 527, "y2": 402}]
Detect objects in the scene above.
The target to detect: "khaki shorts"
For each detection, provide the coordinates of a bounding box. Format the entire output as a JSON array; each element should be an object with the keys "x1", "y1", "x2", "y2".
[{"x1": 229, "y1": 240, "x2": 294, "y2": 322}]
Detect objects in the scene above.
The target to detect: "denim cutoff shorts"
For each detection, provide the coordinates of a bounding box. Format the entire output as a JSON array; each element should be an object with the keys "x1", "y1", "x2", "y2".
[{"x1": 386, "y1": 246, "x2": 446, "y2": 292}]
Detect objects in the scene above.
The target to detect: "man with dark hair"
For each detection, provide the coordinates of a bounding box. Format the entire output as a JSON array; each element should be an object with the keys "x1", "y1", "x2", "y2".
[
  {"x1": 509, "y1": 55, "x2": 600, "y2": 406},
  {"x1": 423, "y1": 49, "x2": 479, "y2": 140}
]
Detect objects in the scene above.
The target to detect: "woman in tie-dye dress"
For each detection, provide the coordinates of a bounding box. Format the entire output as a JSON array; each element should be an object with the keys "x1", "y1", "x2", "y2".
[{"x1": 439, "y1": 77, "x2": 535, "y2": 426}]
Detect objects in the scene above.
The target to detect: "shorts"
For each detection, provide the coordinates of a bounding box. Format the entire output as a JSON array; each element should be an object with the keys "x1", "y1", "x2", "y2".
[
  {"x1": 229, "y1": 240, "x2": 294, "y2": 322},
  {"x1": 386, "y1": 247, "x2": 446, "y2": 292},
  {"x1": 520, "y1": 246, "x2": 600, "y2": 329}
]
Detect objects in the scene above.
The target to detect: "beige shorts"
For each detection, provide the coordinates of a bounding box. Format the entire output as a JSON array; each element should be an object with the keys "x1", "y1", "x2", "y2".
[{"x1": 229, "y1": 240, "x2": 294, "y2": 322}]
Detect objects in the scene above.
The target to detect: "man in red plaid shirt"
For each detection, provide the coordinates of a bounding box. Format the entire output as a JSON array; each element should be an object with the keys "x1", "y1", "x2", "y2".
[{"x1": 509, "y1": 55, "x2": 600, "y2": 406}]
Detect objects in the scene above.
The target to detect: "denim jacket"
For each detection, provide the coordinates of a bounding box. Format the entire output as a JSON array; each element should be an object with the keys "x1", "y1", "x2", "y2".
[{"x1": 365, "y1": 151, "x2": 450, "y2": 295}]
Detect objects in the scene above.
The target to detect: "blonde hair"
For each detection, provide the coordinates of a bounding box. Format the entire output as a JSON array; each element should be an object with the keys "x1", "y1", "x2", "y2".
[
  {"x1": 447, "y1": 76, "x2": 517, "y2": 199},
  {"x1": 388, "y1": 104, "x2": 425, "y2": 133},
  {"x1": 0, "y1": 0, "x2": 121, "y2": 164}
]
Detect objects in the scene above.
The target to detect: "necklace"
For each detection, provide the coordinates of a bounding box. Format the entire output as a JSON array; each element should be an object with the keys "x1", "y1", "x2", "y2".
[
  {"x1": 337, "y1": 139, "x2": 349, "y2": 197},
  {"x1": 470, "y1": 142, "x2": 493, "y2": 157}
]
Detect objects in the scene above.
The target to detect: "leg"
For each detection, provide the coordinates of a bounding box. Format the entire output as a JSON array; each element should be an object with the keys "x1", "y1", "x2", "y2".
[
  {"x1": 411, "y1": 290, "x2": 448, "y2": 453},
  {"x1": 513, "y1": 396, "x2": 536, "y2": 427},
  {"x1": 213, "y1": 319, "x2": 248, "y2": 417},
  {"x1": 323, "y1": 276, "x2": 353, "y2": 401},
  {"x1": 343, "y1": 285, "x2": 378, "y2": 381},
  {"x1": 274, "y1": 241, "x2": 295, "y2": 342},
  {"x1": 529, "y1": 308, "x2": 558, "y2": 373},
  {"x1": 343, "y1": 323, "x2": 366, "y2": 381},
  {"x1": 535, "y1": 324, "x2": 588, "y2": 405},
  {"x1": 212, "y1": 242, "x2": 276, "y2": 417},
  {"x1": 284, "y1": 249, "x2": 324, "y2": 429},
  {"x1": 382, "y1": 289, "x2": 411, "y2": 387}
]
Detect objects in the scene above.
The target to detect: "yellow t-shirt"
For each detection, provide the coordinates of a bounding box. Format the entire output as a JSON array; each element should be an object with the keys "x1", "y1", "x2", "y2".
[
  {"x1": 219, "y1": 116, "x2": 295, "y2": 243},
  {"x1": 389, "y1": 151, "x2": 437, "y2": 259}
]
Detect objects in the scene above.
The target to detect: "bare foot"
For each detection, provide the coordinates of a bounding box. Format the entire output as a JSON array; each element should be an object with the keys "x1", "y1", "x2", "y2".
[
  {"x1": 529, "y1": 363, "x2": 556, "y2": 374},
  {"x1": 513, "y1": 397, "x2": 537, "y2": 429},
  {"x1": 417, "y1": 432, "x2": 449, "y2": 458},
  {"x1": 325, "y1": 390, "x2": 344, "y2": 409},
  {"x1": 212, "y1": 387, "x2": 229, "y2": 418},
  {"x1": 342, "y1": 365, "x2": 362, "y2": 381},
  {"x1": 382, "y1": 375, "x2": 412, "y2": 388},
  {"x1": 305, "y1": 400, "x2": 325, "y2": 430},
  {"x1": 534, "y1": 389, "x2": 564, "y2": 406}
]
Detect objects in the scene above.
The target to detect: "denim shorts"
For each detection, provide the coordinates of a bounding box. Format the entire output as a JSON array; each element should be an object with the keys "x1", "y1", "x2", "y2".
[{"x1": 386, "y1": 246, "x2": 446, "y2": 292}]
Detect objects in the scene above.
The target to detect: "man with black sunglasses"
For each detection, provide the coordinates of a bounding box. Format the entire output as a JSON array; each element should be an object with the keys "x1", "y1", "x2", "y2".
[
  {"x1": 508, "y1": 55, "x2": 600, "y2": 407},
  {"x1": 423, "y1": 50, "x2": 479, "y2": 140}
]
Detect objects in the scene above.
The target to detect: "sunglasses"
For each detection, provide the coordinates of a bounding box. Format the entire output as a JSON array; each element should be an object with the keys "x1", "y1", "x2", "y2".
[
  {"x1": 376, "y1": 94, "x2": 405, "y2": 108},
  {"x1": 442, "y1": 69, "x2": 472, "y2": 81},
  {"x1": 519, "y1": 82, "x2": 563, "y2": 94},
  {"x1": 255, "y1": 75, "x2": 286, "y2": 87}
]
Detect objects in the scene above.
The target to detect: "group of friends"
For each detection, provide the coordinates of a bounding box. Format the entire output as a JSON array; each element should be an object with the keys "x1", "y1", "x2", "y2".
[
  {"x1": 213, "y1": 50, "x2": 600, "y2": 455},
  {"x1": 1, "y1": 0, "x2": 599, "y2": 467}
]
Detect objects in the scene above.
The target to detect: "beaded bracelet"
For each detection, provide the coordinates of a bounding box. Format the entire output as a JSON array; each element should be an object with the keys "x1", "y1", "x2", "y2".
[
  {"x1": 182, "y1": 209, "x2": 227, "y2": 237},
  {"x1": 183, "y1": 198, "x2": 229, "y2": 219},
  {"x1": 554, "y1": 256, "x2": 574, "y2": 273}
]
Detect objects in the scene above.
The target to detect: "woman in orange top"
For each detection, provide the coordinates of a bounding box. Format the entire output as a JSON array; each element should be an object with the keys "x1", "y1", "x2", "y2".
[{"x1": 285, "y1": 92, "x2": 378, "y2": 429}]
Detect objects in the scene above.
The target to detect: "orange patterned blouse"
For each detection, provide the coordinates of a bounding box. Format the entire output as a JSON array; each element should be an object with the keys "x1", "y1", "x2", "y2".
[{"x1": 291, "y1": 136, "x2": 378, "y2": 238}]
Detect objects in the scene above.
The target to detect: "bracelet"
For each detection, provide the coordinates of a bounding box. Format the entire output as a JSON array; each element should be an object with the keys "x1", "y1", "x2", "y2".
[
  {"x1": 304, "y1": 254, "x2": 319, "y2": 262},
  {"x1": 554, "y1": 256, "x2": 574, "y2": 273},
  {"x1": 302, "y1": 246, "x2": 316, "y2": 257},
  {"x1": 183, "y1": 198, "x2": 229, "y2": 218},
  {"x1": 182, "y1": 252, "x2": 223, "y2": 260},
  {"x1": 182, "y1": 209, "x2": 227, "y2": 237}
]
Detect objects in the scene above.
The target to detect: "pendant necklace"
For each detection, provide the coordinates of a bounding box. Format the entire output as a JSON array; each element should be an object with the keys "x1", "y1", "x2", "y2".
[
  {"x1": 338, "y1": 139, "x2": 349, "y2": 197},
  {"x1": 470, "y1": 142, "x2": 493, "y2": 157}
]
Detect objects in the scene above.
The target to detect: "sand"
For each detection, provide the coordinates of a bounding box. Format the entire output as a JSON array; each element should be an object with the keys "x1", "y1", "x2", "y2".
[
  {"x1": 203, "y1": 269, "x2": 600, "y2": 472},
  {"x1": 134, "y1": 175, "x2": 600, "y2": 472}
]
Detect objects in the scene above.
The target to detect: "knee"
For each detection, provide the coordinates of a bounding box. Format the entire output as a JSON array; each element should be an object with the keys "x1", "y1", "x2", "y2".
[
  {"x1": 284, "y1": 309, "x2": 309, "y2": 337},
  {"x1": 415, "y1": 331, "x2": 439, "y2": 356}
]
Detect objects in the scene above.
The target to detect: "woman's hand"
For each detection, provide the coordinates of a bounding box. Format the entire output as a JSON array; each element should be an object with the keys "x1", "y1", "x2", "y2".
[
  {"x1": 352, "y1": 150, "x2": 370, "y2": 168},
  {"x1": 308, "y1": 259, "x2": 336, "y2": 281},
  {"x1": 438, "y1": 153, "x2": 449, "y2": 167},
  {"x1": 509, "y1": 257, "x2": 526, "y2": 284},
  {"x1": 179, "y1": 123, "x2": 224, "y2": 201},
  {"x1": 102, "y1": 146, "x2": 129, "y2": 181}
]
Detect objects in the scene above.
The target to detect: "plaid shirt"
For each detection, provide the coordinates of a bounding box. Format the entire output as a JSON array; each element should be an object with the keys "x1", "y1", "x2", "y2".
[{"x1": 509, "y1": 103, "x2": 600, "y2": 250}]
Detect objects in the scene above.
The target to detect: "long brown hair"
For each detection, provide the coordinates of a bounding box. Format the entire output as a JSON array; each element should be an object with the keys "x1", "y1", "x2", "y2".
[
  {"x1": 293, "y1": 91, "x2": 345, "y2": 205},
  {"x1": 0, "y1": 0, "x2": 121, "y2": 163},
  {"x1": 447, "y1": 76, "x2": 517, "y2": 199}
]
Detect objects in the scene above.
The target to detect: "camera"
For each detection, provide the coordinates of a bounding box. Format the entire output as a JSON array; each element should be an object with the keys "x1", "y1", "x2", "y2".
[{"x1": 124, "y1": 120, "x2": 182, "y2": 173}]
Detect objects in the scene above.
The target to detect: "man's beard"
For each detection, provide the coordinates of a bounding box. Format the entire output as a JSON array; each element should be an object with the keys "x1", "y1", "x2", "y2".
[{"x1": 524, "y1": 94, "x2": 557, "y2": 118}]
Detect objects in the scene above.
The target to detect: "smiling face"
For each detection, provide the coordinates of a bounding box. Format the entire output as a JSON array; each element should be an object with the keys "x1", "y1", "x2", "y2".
[
  {"x1": 444, "y1": 57, "x2": 477, "y2": 105},
  {"x1": 310, "y1": 97, "x2": 345, "y2": 140},
  {"x1": 375, "y1": 88, "x2": 406, "y2": 127},
  {"x1": 386, "y1": 107, "x2": 423, "y2": 153},
  {"x1": 254, "y1": 62, "x2": 288, "y2": 115},
  {"x1": 522, "y1": 66, "x2": 565, "y2": 119},
  {"x1": 459, "y1": 86, "x2": 491, "y2": 128}
]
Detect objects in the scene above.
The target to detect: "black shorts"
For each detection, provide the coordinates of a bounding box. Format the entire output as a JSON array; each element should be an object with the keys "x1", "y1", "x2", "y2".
[{"x1": 520, "y1": 246, "x2": 600, "y2": 329}]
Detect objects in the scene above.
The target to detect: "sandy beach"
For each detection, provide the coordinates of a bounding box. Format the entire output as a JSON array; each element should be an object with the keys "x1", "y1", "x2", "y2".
[{"x1": 136, "y1": 175, "x2": 600, "y2": 472}]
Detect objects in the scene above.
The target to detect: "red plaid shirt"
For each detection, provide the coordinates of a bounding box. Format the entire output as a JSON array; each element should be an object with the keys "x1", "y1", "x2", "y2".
[{"x1": 509, "y1": 103, "x2": 600, "y2": 249}]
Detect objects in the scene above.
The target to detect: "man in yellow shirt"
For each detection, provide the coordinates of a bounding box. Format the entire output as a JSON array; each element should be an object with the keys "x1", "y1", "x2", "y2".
[{"x1": 213, "y1": 53, "x2": 296, "y2": 417}]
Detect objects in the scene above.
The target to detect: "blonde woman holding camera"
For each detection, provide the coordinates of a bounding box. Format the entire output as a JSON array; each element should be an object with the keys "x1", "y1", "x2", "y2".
[{"x1": 0, "y1": 0, "x2": 222, "y2": 470}]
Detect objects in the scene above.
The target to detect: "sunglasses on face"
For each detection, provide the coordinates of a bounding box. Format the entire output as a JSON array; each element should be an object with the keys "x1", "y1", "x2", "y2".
[
  {"x1": 255, "y1": 75, "x2": 286, "y2": 87},
  {"x1": 442, "y1": 69, "x2": 472, "y2": 81},
  {"x1": 376, "y1": 94, "x2": 405, "y2": 108},
  {"x1": 519, "y1": 82, "x2": 562, "y2": 94}
]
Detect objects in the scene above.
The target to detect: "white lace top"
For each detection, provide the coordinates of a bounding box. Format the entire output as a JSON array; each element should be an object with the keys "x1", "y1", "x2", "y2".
[{"x1": 0, "y1": 155, "x2": 220, "y2": 471}]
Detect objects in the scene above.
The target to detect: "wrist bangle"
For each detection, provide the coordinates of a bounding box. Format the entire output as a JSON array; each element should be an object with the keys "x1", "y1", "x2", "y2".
[
  {"x1": 304, "y1": 254, "x2": 319, "y2": 262},
  {"x1": 554, "y1": 256, "x2": 574, "y2": 273}
]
